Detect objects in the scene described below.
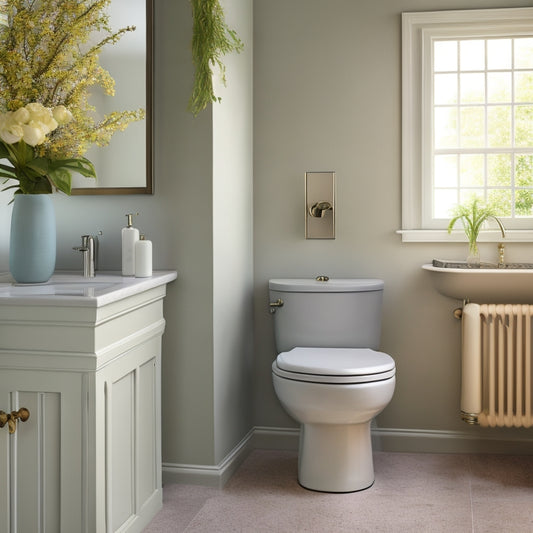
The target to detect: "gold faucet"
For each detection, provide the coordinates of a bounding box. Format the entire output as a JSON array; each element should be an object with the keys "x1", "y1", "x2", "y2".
[{"x1": 498, "y1": 242, "x2": 505, "y2": 267}]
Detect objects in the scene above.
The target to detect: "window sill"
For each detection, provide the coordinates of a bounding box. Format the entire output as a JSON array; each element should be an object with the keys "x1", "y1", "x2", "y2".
[{"x1": 397, "y1": 229, "x2": 533, "y2": 243}]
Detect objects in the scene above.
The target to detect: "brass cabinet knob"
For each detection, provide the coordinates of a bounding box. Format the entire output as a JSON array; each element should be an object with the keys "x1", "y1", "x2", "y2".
[{"x1": 0, "y1": 408, "x2": 30, "y2": 434}]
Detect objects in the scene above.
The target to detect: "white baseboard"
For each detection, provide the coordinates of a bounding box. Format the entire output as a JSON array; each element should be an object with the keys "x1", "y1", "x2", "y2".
[
  {"x1": 372, "y1": 427, "x2": 533, "y2": 455},
  {"x1": 162, "y1": 428, "x2": 255, "y2": 488},
  {"x1": 162, "y1": 425, "x2": 533, "y2": 488}
]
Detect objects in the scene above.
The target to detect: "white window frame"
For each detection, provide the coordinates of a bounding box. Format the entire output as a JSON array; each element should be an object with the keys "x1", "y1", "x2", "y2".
[{"x1": 400, "y1": 7, "x2": 533, "y2": 242}]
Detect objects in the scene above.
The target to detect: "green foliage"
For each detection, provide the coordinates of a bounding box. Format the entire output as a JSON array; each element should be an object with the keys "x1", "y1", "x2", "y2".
[
  {"x1": 188, "y1": 0, "x2": 244, "y2": 116},
  {"x1": 448, "y1": 197, "x2": 506, "y2": 247}
]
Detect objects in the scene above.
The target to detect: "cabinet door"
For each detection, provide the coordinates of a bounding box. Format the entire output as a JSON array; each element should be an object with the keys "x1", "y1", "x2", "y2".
[
  {"x1": 0, "y1": 371, "x2": 85, "y2": 533},
  {"x1": 96, "y1": 339, "x2": 162, "y2": 532}
]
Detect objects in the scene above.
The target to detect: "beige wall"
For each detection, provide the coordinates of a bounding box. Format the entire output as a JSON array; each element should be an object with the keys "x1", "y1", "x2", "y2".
[{"x1": 252, "y1": 0, "x2": 533, "y2": 447}]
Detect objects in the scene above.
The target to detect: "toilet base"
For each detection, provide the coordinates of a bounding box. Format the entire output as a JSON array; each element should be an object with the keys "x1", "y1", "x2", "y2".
[{"x1": 298, "y1": 421, "x2": 374, "y2": 493}]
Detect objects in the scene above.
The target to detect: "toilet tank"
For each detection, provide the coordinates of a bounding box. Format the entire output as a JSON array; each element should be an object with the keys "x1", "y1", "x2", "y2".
[{"x1": 269, "y1": 278, "x2": 384, "y2": 353}]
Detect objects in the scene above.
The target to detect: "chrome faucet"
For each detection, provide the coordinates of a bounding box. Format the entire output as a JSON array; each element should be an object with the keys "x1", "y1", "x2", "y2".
[{"x1": 73, "y1": 234, "x2": 99, "y2": 277}]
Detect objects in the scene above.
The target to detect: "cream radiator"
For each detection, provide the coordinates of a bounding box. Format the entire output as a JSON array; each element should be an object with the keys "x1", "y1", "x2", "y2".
[{"x1": 461, "y1": 303, "x2": 533, "y2": 428}]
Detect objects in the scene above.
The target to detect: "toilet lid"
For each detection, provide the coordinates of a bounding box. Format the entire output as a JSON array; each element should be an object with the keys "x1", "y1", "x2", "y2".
[{"x1": 273, "y1": 347, "x2": 395, "y2": 384}]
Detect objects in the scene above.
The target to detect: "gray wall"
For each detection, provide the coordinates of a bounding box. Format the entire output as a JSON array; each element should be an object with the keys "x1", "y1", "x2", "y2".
[
  {"x1": 0, "y1": 0, "x2": 254, "y2": 468},
  {"x1": 252, "y1": 0, "x2": 533, "y2": 444},
  {"x1": 2, "y1": 0, "x2": 532, "y2": 474}
]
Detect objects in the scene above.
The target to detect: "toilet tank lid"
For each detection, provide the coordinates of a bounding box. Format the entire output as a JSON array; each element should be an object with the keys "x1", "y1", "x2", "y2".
[{"x1": 269, "y1": 278, "x2": 384, "y2": 292}]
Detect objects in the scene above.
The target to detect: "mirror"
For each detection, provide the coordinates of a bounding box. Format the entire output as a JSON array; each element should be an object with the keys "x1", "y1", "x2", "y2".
[{"x1": 72, "y1": 0, "x2": 153, "y2": 195}]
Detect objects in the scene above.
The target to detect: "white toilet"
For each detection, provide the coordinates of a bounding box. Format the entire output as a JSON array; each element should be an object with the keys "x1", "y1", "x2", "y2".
[{"x1": 269, "y1": 278, "x2": 396, "y2": 493}]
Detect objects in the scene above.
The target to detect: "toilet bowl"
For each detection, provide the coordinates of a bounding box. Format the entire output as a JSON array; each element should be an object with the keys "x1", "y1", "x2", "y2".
[
  {"x1": 269, "y1": 279, "x2": 396, "y2": 493},
  {"x1": 272, "y1": 347, "x2": 395, "y2": 492}
]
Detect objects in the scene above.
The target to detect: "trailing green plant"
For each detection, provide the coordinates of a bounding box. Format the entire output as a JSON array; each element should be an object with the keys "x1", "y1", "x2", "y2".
[
  {"x1": 188, "y1": 0, "x2": 244, "y2": 116},
  {"x1": 447, "y1": 198, "x2": 506, "y2": 261}
]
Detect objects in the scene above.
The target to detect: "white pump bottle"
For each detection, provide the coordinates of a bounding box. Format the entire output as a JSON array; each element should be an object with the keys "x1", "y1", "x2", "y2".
[{"x1": 122, "y1": 213, "x2": 139, "y2": 276}]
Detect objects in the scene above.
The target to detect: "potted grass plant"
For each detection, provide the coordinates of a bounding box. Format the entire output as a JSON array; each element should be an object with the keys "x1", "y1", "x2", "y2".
[{"x1": 448, "y1": 198, "x2": 506, "y2": 266}]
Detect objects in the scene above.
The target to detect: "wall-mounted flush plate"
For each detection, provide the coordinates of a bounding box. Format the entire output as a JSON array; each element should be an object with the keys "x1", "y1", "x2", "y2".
[{"x1": 305, "y1": 171, "x2": 335, "y2": 239}]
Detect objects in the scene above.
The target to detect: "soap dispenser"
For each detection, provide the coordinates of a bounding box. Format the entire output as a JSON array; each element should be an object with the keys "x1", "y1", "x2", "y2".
[
  {"x1": 135, "y1": 234, "x2": 152, "y2": 277},
  {"x1": 122, "y1": 213, "x2": 139, "y2": 276}
]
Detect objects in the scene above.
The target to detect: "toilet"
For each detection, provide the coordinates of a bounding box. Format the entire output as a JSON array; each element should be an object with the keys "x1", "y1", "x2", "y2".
[{"x1": 269, "y1": 278, "x2": 396, "y2": 493}]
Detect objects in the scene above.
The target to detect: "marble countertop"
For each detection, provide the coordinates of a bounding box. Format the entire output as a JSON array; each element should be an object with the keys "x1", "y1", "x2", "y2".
[{"x1": 0, "y1": 270, "x2": 177, "y2": 307}]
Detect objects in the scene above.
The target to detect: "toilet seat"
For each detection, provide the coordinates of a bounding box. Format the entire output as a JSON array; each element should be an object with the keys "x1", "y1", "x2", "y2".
[{"x1": 273, "y1": 347, "x2": 395, "y2": 384}]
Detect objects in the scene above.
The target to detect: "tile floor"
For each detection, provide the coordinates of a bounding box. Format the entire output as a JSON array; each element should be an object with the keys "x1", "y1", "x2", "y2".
[{"x1": 144, "y1": 449, "x2": 533, "y2": 532}]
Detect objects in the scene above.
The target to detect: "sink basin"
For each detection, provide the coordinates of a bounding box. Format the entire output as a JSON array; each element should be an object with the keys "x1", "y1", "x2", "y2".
[
  {"x1": 0, "y1": 282, "x2": 115, "y2": 297},
  {"x1": 0, "y1": 270, "x2": 178, "y2": 306},
  {"x1": 423, "y1": 261, "x2": 533, "y2": 303}
]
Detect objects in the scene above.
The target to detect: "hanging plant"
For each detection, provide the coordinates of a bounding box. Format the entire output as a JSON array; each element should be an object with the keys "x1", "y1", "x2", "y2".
[{"x1": 188, "y1": 0, "x2": 244, "y2": 116}]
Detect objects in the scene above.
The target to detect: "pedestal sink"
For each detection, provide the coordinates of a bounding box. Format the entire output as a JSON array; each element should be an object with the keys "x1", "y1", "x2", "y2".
[{"x1": 423, "y1": 261, "x2": 533, "y2": 303}]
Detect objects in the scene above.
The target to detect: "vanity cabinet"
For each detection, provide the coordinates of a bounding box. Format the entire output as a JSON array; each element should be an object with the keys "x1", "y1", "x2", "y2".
[{"x1": 0, "y1": 271, "x2": 176, "y2": 532}]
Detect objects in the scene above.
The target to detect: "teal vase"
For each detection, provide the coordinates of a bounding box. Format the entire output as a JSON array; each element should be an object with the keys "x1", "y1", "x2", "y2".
[{"x1": 9, "y1": 194, "x2": 56, "y2": 284}]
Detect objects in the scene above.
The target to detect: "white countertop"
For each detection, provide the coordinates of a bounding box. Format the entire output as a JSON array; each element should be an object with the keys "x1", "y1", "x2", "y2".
[{"x1": 0, "y1": 270, "x2": 177, "y2": 307}]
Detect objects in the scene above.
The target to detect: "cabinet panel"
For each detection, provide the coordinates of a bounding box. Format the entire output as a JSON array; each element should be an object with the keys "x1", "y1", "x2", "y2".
[
  {"x1": 0, "y1": 372, "x2": 84, "y2": 533},
  {"x1": 102, "y1": 342, "x2": 161, "y2": 532},
  {"x1": 0, "y1": 390, "x2": 9, "y2": 533},
  {"x1": 16, "y1": 392, "x2": 61, "y2": 533},
  {"x1": 137, "y1": 358, "x2": 157, "y2": 507},
  {"x1": 111, "y1": 371, "x2": 135, "y2": 531}
]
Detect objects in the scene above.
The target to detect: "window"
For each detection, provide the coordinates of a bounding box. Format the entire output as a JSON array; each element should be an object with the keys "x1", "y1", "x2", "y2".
[{"x1": 401, "y1": 8, "x2": 533, "y2": 242}]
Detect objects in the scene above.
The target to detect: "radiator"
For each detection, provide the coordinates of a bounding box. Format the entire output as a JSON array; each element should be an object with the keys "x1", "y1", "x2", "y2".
[{"x1": 461, "y1": 303, "x2": 533, "y2": 428}]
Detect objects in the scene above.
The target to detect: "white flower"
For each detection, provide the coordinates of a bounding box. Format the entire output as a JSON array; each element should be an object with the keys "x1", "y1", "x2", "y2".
[
  {"x1": 0, "y1": 113, "x2": 24, "y2": 144},
  {"x1": 12, "y1": 107, "x2": 30, "y2": 124},
  {"x1": 25, "y1": 103, "x2": 58, "y2": 134},
  {"x1": 22, "y1": 122, "x2": 47, "y2": 146},
  {"x1": 52, "y1": 105, "x2": 73, "y2": 125},
  {"x1": 0, "y1": 102, "x2": 68, "y2": 146}
]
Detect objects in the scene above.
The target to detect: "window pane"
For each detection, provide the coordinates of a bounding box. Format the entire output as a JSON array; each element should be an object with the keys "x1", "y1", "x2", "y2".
[
  {"x1": 515, "y1": 105, "x2": 533, "y2": 147},
  {"x1": 434, "y1": 188, "x2": 458, "y2": 218},
  {"x1": 459, "y1": 189, "x2": 484, "y2": 205},
  {"x1": 434, "y1": 155, "x2": 458, "y2": 187},
  {"x1": 516, "y1": 154, "x2": 533, "y2": 186},
  {"x1": 487, "y1": 38, "x2": 512, "y2": 70},
  {"x1": 487, "y1": 72, "x2": 512, "y2": 103},
  {"x1": 488, "y1": 154, "x2": 511, "y2": 186},
  {"x1": 434, "y1": 73, "x2": 457, "y2": 104},
  {"x1": 487, "y1": 106, "x2": 511, "y2": 147},
  {"x1": 460, "y1": 73, "x2": 485, "y2": 103},
  {"x1": 515, "y1": 38, "x2": 533, "y2": 69},
  {"x1": 487, "y1": 189, "x2": 511, "y2": 216},
  {"x1": 434, "y1": 40, "x2": 457, "y2": 72},
  {"x1": 434, "y1": 107, "x2": 458, "y2": 148},
  {"x1": 460, "y1": 40, "x2": 485, "y2": 70},
  {"x1": 516, "y1": 189, "x2": 533, "y2": 216},
  {"x1": 460, "y1": 107, "x2": 484, "y2": 148},
  {"x1": 460, "y1": 154, "x2": 484, "y2": 187},
  {"x1": 515, "y1": 72, "x2": 533, "y2": 103}
]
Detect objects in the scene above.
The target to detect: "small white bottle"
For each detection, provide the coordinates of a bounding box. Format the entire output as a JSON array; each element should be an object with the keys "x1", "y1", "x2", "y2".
[
  {"x1": 122, "y1": 213, "x2": 139, "y2": 276},
  {"x1": 135, "y1": 234, "x2": 152, "y2": 277}
]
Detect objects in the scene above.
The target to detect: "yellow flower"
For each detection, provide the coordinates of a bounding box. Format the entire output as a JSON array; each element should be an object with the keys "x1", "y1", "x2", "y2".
[{"x1": 0, "y1": 0, "x2": 144, "y2": 161}]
